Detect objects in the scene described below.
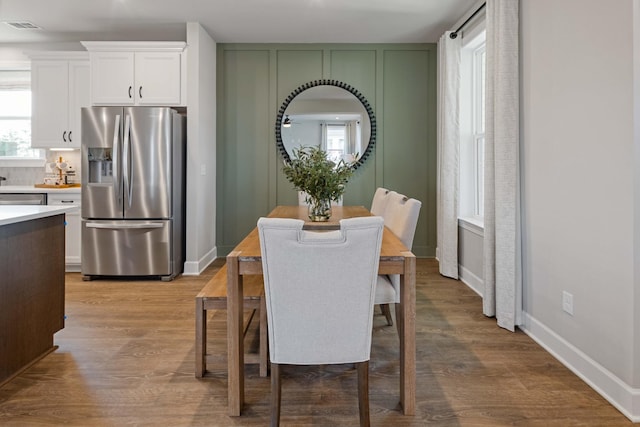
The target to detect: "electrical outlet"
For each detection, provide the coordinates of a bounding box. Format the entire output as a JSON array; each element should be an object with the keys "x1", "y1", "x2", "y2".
[
  {"x1": 200, "y1": 164, "x2": 206, "y2": 176},
  {"x1": 562, "y1": 291, "x2": 574, "y2": 315}
]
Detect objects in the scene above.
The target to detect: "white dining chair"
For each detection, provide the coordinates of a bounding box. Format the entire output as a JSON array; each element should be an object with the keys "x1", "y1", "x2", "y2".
[
  {"x1": 257, "y1": 216, "x2": 384, "y2": 427},
  {"x1": 374, "y1": 192, "x2": 421, "y2": 327},
  {"x1": 369, "y1": 187, "x2": 390, "y2": 216}
]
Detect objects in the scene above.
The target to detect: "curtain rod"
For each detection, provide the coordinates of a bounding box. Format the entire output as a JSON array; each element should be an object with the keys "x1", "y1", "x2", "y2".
[{"x1": 449, "y1": 2, "x2": 486, "y2": 39}]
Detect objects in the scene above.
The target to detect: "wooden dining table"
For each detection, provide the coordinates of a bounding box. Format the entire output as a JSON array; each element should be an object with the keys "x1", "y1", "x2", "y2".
[{"x1": 225, "y1": 205, "x2": 416, "y2": 416}]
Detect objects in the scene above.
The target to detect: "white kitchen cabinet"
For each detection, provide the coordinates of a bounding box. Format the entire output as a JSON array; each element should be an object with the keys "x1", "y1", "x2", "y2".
[
  {"x1": 29, "y1": 52, "x2": 90, "y2": 149},
  {"x1": 134, "y1": 52, "x2": 182, "y2": 105},
  {"x1": 82, "y1": 41, "x2": 186, "y2": 106},
  {"x1": 88, "y1": 51, "x2": 134, "y2": 105},
  {"x1": 48, "y1": 193, "x2": 82, "y2": 272}
]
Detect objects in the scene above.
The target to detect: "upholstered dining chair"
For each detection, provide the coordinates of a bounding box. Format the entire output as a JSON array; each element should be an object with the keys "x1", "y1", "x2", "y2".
[
  {"x1": 374, "y1": 192, "x2": 422, "y2": 327},
  {"x1": 370, "y1": 187, "x2": 391, "y2": 216},
  {"x1": 257, "y1": 216, "x2": 384, "y2": 427}
]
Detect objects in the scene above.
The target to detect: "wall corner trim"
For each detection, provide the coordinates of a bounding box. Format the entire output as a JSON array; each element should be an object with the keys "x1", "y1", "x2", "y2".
[{"x1": 183, "y1": 247, "x2": 217, "y2": 276}]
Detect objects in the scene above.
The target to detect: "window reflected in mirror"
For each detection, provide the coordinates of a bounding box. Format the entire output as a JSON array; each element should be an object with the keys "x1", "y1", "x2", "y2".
[{"x1": 275, "y1": 80, "x2": 375, "y2": 170}]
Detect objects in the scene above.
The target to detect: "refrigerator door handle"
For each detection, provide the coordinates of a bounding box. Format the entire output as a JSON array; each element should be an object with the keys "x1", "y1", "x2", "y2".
[
  {"x1": 85, "y1": 222, "x2": 165, "y2": 229},
  {"x1": 112, "y1": 114, "x2": 122, "y2": 209},
  {"x1": 122, "y1": 114, "x2": 132, "y2": 210}
]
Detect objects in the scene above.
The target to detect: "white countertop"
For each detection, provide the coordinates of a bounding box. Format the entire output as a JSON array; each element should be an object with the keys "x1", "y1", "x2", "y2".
[
  {"x1": 0, "y1": 185, "x2": 81, "y2": 194},
  {"x1": 0, "y1": 205, "x2": 76, "y2": 226}
]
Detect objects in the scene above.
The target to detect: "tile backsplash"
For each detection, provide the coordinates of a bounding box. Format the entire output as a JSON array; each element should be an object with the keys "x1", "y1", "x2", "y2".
[
  {"x1": 0, "y1": 166, "x2": 44, "y2": 185},
  {"x1": 0, "y1": 150, "x2": 81, "y2": 186}
]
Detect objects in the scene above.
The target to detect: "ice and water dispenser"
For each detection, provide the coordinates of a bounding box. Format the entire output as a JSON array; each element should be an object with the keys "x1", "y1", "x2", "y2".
[{"x1": 87, "y1": 148, "x2": 113, "y2": 183}]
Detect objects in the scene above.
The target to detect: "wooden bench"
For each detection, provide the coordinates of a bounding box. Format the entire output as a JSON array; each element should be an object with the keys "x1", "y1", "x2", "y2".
[{"x1": 195, "y1": 264, "x2": 268, "y2": 378}]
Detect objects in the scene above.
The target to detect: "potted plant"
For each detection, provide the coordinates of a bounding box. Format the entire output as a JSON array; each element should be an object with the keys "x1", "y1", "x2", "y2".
[{"x1": 282, "y1": 145, "x2": 354, "y2": 221}]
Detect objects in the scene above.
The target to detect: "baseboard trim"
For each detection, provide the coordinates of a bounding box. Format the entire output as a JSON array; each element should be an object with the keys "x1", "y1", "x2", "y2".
[
  {"x1": 459, "y1": 265, "x2": 483, "y2": 297},
  {"x1": 183, "y1": 246, "x2": 217, "y2": 276},
  {"x1": 521, "y1": 312, "x2": 640, "y2": 422},
  {"x1": 65, "y1": 263, "x2": 81, "y2": 273}
]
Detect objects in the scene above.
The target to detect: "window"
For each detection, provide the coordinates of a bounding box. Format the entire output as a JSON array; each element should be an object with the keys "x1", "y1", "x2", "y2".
[
  {"x1": 0, "y1": 70, "x2": 43, "y2": 161},
  {"x1": 460, "y1": 27, "x2": 486, "y2": 224},
  {"x1": 325, "y1": 123, "x2": 346, "y2": 163},
  {"x1": 322, "y1": 121, "x2": 361, "y2": 164},
  {"x1": 473, "y1": 43, "x2": 485, "y2": 217}
]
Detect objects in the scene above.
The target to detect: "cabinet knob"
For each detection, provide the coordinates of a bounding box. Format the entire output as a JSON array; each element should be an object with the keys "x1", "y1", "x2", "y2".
[
  {"x1": 139, "y1": 86, "x2": 142, "y2": 99},
  {"x1": 68, "y1": 131, "x2": 72, "y2": 142},
  {"x1": 128, "y1": 86, "x2": 132, "y2": 99},
  {"x1": 63, "y1": 131, "x2": 67, "y2": 142}
]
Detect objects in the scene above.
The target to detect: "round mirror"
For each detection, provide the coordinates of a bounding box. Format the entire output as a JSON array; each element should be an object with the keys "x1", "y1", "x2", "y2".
[{"x1": 275, "y1": 80, "x2": 376, "y2": 170}]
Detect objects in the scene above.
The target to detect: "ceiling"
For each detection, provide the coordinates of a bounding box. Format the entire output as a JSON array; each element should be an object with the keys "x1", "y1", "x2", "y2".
[{"x1": 0, "y1": 0, "x2": 478, "y2": 45}]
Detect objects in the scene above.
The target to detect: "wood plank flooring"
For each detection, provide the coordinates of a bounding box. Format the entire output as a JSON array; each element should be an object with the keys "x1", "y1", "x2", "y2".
[{"x1": 0, "y1": 259, "x2": 632, "y2": 426}]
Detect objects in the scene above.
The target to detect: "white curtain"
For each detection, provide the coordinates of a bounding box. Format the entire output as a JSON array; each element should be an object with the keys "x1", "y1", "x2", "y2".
[
  {"x1": 482, "y1": 0, "x2": 521, "y2": 331},
  {"x1": 436, "y1": 31, "x2": 462, "y2": 279},
  {"x1": 345, "y1": 121, "x2": 353, "y2": 155},
  {"x1": 320, "y1": 123, "x2": 327, "y2": 151},
  {"x1": 355, "y1": 120, "x2": 362, "y2": 157}
]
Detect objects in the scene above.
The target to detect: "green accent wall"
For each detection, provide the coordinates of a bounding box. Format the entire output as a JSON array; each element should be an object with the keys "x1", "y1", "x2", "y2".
[{"x1": 217, "y1": 44, "x2": 437, "y2": 257}]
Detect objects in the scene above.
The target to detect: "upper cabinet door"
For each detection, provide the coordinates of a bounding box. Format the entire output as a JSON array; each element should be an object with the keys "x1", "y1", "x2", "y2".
[
  {"x1": 90, "y1": 52, "x2": 135, "y2": 105},
  {"x1": 31, "y1": 56, "x2": 90, "y2": 149},
  {"x1": 68, "y1": 60, "x2": 91, "y2": 148},
  {"x1": 31, "y1": 60, "x2": 69, "y2": 147},
  {"x1": 134, "y1": 52, "x2": 182, "y2": 105}
]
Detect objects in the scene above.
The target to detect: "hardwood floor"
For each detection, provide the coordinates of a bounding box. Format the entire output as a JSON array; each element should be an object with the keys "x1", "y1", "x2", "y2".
[{"x1": 0, "y1": 259, "x2": 631, "y2": 426}]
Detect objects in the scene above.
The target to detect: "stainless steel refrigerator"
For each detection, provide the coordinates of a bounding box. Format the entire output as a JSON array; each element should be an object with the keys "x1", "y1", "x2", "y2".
[{"x1": 81, "y1": 107, "x2": 185, "y2": 280}]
